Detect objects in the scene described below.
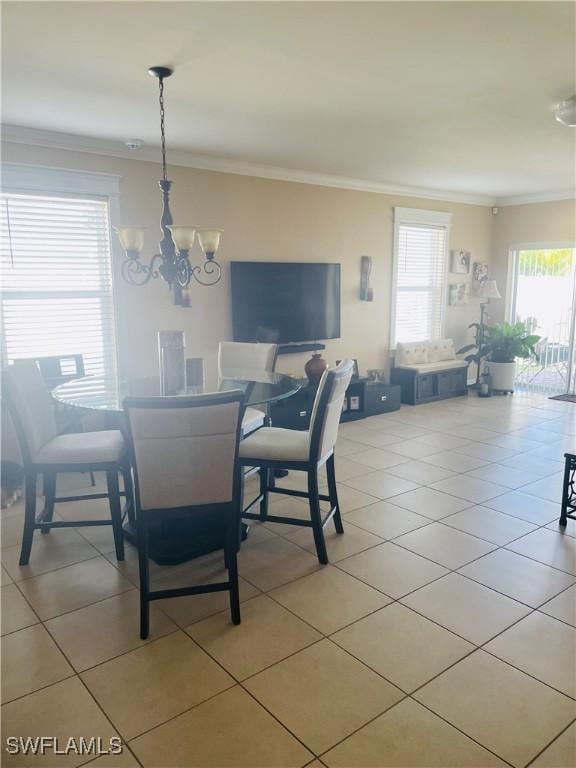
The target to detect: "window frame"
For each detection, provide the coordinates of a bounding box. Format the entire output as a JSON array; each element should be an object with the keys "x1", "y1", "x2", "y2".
[
  {"x1": 1, "y1": 163, "x2": 122, "y2": 379},
  {"x1": 390, "y1": 206, "x2": 452, "y2": 348}
]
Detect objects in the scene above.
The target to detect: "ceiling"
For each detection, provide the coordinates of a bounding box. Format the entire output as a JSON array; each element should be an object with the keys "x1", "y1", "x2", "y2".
[{"x1": 2, "y1": 1, "x2": 575, "y2": 204}]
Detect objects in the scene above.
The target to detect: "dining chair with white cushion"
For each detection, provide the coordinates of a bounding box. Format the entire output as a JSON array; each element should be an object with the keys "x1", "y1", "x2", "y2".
[
  {"x1": 3, "y1": 361, "x2": 130, "y2": 566},
  {"x1": 239, "y1": 359, "x2": 354, "y2": 564},
  {"x1": 123, "y1": 390, "x2": 245, "y2": 639},
  {"x1": 14, "y1": 354, "x2": 97, "y2": 487},
  {"x1": 218, "y1": 341, "x2": 278, "y2": 435}
]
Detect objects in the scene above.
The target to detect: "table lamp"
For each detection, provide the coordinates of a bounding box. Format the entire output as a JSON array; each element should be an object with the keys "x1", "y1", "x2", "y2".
[{"x1": 479, "y1": 279, "x2": 502, "y2": 322}]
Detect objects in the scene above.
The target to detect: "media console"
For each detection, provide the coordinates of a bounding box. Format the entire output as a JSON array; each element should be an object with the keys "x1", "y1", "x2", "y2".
[
  {"x1": 278, "y1": 342, "x2": 326, "y2": 355},
  {"x1": 269, "y1": 377, "x2": 401, "y2": 430}
]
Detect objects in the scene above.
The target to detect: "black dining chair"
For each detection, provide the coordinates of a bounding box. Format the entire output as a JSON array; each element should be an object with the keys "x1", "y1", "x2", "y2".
[
  {"x1": 14, "y1": 354, "x2": 96, "y2": 486},
  {"x1": 17, "y1": 354, "x2": 86, "y2": 389},
  {"x1": 3, "y1": 361, "x2": 131, "y2": 565},
  {"x1": 239, "y1": 359, "x2": 354, "y2": 564},
  {"x1": 123, "y1": 390, "x2": 246, "y2": 639}
]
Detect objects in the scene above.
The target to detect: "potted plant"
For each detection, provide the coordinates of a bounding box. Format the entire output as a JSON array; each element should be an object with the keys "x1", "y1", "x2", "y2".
[
  {"x1": 482, "y1": 322, "x2": 540, "y2": 392},
  {"x1": 458, "y1": 321, "x2": 486, "y2": 386}
]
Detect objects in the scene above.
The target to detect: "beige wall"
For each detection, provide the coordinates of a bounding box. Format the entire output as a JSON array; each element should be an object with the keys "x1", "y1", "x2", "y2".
[
  {"x1": 491, "y1": 200, "x2": 576, "y2": 322},
  {"x1": 2, "y1": 142, "x2": 493, "y2": 384}
]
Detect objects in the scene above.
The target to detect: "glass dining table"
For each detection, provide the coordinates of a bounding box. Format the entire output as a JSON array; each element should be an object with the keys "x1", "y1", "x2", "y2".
[
  {"x1": 52, "y1": 369, "x2": 300, "y2": 414},
  {"x1": 52, "y1": 369, "x2": 301, "y2": 564}
]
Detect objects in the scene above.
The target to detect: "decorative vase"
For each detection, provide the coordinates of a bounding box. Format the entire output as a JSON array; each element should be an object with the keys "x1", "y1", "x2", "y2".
[
  {"x1": 305, "y1": 353, "x2": 328, "y2": 386},
  {"x1": 478, "y1": 372, "x2": 492, "y2": 398},
  {"x1": 158, "y1": 330, "x2": 186, "y2": 396}
]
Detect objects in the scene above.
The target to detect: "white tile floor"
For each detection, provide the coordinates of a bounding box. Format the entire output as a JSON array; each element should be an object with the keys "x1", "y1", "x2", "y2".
[{"x1": 2, "y1": 392, "x2": 576, "y2": 767}]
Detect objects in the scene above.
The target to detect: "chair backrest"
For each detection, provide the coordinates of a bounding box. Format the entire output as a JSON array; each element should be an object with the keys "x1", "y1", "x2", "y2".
[
  {"x1": 15, "y1": 354, "x2": 85, "y2": 389},
  {"x1": 123, "y1": 391, "x2": 245, "y2": 513},
  {"x1": 309, "y1": 359, "x2": 354, "y2": 464},
  {"x1": 218, "y1": 342, "x2": 278, "y2": 380},
  {"x1": 3, "y1": 361, "x2": 58, "y2": 464}
]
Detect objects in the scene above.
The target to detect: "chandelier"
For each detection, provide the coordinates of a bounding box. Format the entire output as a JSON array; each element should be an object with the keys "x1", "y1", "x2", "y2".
[
  {"x1": 555, "y1": 95, "x2": 576, "y2": 127},
  {"x1": 114, "y1": 66, "x2": 222, "y2": 295}
]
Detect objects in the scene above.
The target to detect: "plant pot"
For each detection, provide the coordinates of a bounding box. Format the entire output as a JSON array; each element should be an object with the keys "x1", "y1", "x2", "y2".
[
  {"x1": 486, "y1": 361, "x2": 515, "y2": 393},
  {"x1": 305, "y1": 353, "x2": 328, "y2": 386}
]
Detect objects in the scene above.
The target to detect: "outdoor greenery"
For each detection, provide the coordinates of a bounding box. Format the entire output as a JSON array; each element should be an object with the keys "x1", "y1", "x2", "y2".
[{"x1": 518, "y1": 249, "x2": 573, "y2": 276}]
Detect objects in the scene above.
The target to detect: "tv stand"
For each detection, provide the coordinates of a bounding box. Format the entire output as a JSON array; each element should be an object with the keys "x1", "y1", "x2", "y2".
[
  {"x1": 270, "y1": 377, "x2": 401, "y2": 429},
  {"x1": 278, "y1": 342, "x2": 326, "y2": 355}
]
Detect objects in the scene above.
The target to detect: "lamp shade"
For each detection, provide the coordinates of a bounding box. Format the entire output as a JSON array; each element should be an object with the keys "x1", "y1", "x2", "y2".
[
  {"x1": 115, "y1": 226, "x2": 145, "y2": 254},
  {"x1": 168, "y1": 226, "x2": 197, "y2": 252},
  {"x1": 198, "y1": 230, "x2": 222, "y2": 258},
  {"x1": 479, "y1": 279, "x2": 502, "y2": 300}
]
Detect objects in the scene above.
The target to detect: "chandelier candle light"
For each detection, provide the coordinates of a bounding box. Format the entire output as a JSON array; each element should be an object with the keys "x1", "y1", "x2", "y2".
[
  {"x1": 115, "y1": 66, "x2": 222, "y2": 303},
  {"x1": 555, "y1": 95, "x2": 576, "y2": 127}
]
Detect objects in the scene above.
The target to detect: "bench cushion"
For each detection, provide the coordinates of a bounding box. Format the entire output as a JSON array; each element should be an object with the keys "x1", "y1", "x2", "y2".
[
  {"x1": 395, "y1": 360, "x2": 468, "y2": 374},
  {"x1": 428, "y1": 339, "x2": 457, "y2": 363},
  {"x1": 395, "y1": 342, "x2": 428, "y2": 366}
]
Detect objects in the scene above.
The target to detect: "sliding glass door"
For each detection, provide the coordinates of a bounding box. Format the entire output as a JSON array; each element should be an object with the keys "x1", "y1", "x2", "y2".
[{"x1": 510, "y1": 247, "x2": 576, "y2": 396}]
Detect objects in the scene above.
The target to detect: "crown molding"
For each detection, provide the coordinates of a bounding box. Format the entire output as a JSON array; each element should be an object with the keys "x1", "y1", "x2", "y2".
[
  {"x1": 3, "y1": 124, "x2": 574, "y2": 208},
  {"x1": 495, "y1": 189, "x2": 576, "y2": 206},
  {"x1": 2, "y1": 124, "x2": 497, "y2": 206}
]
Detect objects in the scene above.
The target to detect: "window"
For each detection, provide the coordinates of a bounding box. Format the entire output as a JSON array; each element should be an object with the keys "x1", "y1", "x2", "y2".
[
  {"x1": 1, "y1": 190, "x2": 117, "y2": 379},
  {"x1": 391, "y1": 207, "x2": 452, "y2": 345}
]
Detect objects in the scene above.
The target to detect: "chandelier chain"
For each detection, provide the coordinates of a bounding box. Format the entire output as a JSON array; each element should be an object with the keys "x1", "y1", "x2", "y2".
[{"x1": 158, "y1": 76, "x2": 167, "y2": 181}]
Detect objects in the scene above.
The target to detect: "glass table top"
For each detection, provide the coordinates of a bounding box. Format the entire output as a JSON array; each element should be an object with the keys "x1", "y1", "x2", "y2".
[{"x1": 52, "y1": 369, "x2": 301, "y2": 413}]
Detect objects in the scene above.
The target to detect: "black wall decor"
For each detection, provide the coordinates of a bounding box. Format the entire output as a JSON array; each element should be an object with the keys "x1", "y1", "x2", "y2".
[{"x1": 360, "y1": 255, "x2": 374, "y2": 301}]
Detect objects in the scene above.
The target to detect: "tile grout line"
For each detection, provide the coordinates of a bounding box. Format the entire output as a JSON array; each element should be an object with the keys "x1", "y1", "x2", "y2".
[
  {"x1": 257, "y1": 505, "x2": 576, "y2": 646},
  {"x1": 2, "y1": 397, "x2": 575, "y2": 766},
  {"x1": 4, "y1": 551, "x2": 104, "y2": 585},
  {"x1": 523, "y1": 714, "x2": 576, "y2": 768}
]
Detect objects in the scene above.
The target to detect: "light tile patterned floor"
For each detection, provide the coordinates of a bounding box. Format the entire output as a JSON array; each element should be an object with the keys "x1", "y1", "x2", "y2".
[{"x1": 2, "y1": 393, "x2": 576, "y2": 767}]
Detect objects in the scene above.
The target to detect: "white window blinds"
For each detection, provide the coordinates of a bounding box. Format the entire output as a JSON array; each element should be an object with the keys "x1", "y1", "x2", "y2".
[
  {"x1": 1, "y1": 192, "x2": 117, "y2": 378},
  {"x1": 391, "y1": 207, "x2": 452, "y2": 345}
]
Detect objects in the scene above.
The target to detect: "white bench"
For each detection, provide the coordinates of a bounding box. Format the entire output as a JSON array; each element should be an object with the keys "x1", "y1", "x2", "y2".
[{"x1": 391, "y1": 340, "x2": 469, "y2": 404}]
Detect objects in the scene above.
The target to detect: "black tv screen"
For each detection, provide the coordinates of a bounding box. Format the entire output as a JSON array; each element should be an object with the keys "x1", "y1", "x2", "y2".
[{"x1": 231, "y1": 262, "x2": 341, "y2": 344}]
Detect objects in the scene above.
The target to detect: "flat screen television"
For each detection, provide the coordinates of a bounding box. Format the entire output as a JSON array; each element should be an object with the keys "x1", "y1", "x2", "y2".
[{"x1": 231, "y1": 262, "x2": 341, "y2": 344}]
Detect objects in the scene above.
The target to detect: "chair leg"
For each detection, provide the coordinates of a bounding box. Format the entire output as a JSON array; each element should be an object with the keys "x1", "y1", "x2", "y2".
[
  {"x1": 121, "y1": 464, "x2": 136, "y2": 525},
  {"x1": 19, "y1": 473, "x2": 37, "y2": 566},
  {"x1": 308, "y1": 467, "x2": 328, "y2": 565},
  {"x1": 106, "y1": 469, "x2": 125, "y2": 562},
  {"x1": 237, "y1": 469, "x2": 245, "y2": 552},
  {"x1": 73, "y1": 413, "x2": 96, "y2": 488},
  {"x1": 226, "y1": 528, "x2": 241, "y2": 625},
  {"x1": 137, "y1": 514, "x2": 150, "y2": 640},
  {"x1": 560, "y1": 455, "x2": 571, "y2": 526},
  {"x1": 259, "y1": 467, "x2": 271, "y2": 521},
  {"x1": 326, "y1": 454, "x2": 344, "y2": 535},
  {"x1": 41, "y1": 472, "x2": 57, "y2": 534}
]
